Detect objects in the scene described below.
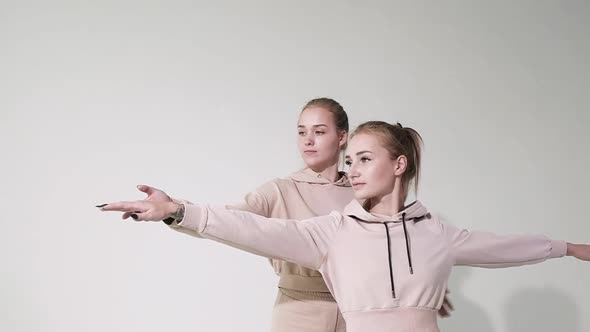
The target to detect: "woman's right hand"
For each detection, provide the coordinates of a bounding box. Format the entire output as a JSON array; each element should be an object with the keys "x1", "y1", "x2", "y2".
[
  {"x1": 438, "y1": 289, "x2": 454, "y2": 318},
  {"x1": 120, "y1": 185, "x2": 173, "y2": 219},
  {"x1": 100, "y1": 199, "x2": 179, "y2": 222}
]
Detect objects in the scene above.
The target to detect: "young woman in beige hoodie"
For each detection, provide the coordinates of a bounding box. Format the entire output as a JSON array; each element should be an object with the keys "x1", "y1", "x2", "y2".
[
  {"x1": 226, "y1": 97, "x2": 353, "y2": 331},
  {"x1": 101, "y1": 120, "x2": 589, "y2": 332}
]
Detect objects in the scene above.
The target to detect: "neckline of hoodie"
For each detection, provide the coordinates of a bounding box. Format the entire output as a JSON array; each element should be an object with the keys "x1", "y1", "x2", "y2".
[
  {"x1": 345, "y1": 200, "x2": 424, "y2": 223},
  {"x1": 292, "y1": 168, "x2": 351, "y2": 186}
]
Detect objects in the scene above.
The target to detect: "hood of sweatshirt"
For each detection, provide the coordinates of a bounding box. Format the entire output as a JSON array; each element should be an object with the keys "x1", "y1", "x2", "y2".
[
  {"x1": 342, "y1": 199, "x2": 430, "y2": 223},
  {"x1": 288, "y1": 168, "x2": 351, "y2": 187},
  {"x1": 342, "y1": 198, "x2": 431, "y2": 298}
]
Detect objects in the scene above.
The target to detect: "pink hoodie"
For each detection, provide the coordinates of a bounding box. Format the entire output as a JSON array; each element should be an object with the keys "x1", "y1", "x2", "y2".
[{"x1": 175, "y1": 199, "x2": 566, "y2": 332}]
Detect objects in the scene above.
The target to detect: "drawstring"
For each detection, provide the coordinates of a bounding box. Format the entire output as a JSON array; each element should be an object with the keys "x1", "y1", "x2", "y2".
[
  {"x1": 383, "y1": 222, "x2": 396, "y2": 298},
  {"x1": 383, "y1": 212, "x2": 415, "y2": 298},
  {"x1": 349, "y1": 212, "x2": 431, "y2": 299},
  {"x1": 401, "y1": 213, "x2": 414, "y2": 274}
]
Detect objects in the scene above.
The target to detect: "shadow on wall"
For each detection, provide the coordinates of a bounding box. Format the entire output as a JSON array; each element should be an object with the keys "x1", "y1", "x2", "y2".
[
  {"x1": 438, "y1": 267, "x2": 495, "y2": 332},
  {"x1": 504, "y1": 287, "x2": 579, "y2": 332}
]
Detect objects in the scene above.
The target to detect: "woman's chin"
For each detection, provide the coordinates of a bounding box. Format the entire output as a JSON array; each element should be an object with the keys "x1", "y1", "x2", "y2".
[
  {"x1": 353, "y1": 190, "x2": 370, "y2": 200},
  {"x1": 302, "y1": 158, "x2": 328, "y2": 171}
]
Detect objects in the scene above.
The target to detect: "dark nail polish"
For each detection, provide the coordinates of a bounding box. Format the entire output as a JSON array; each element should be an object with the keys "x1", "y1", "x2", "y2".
[
  {"x1": 96, "y1": 204, "x2": 107, "y2": 208},
  {"x1": 131, "y1": 214, "x2": 138, "y2": 220}
]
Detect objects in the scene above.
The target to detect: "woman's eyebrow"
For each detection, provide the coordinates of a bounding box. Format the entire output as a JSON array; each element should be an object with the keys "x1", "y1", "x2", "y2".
[{"x1": 297, "y1": 124, "x2": 328, "y2": 128}]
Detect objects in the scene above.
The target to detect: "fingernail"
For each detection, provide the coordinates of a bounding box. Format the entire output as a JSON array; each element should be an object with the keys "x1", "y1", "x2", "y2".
[
  {"x1": 96, "y1": 204, "x2": 107, "y2": 208},
  {"x1": 131, "y1": 214, "x2": 138, "y2": 220}
]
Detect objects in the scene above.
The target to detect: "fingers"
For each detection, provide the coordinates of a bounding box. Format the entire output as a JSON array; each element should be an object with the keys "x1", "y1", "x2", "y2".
[
  {"x1": 121, "y1": 210, "x2": 149, "y2": 221},
  {"x1": 137, "y1": 184, "x2": 164, "y2": 196},
  {"x1": 130, "y1": 212, "x2": 147, "y2": 221},
  {"x1": 137, "y1": 184, "x2": 153, "y2": 195},
  {"x1": 445, "y1": 297, "x2": 454, "y2": 311},
  {"x1": 438, "y1": 301, "x2": 452, "y2": 317},
  {"x1": 438, "y1": 306, "x2": 449, "y2": 317},
  {"x1": 99, "y1": 200, "x2": 170, "y2": 222},
  {"x1": 99, "y1": 201, "x2": 146, "y2": 212},
  {"x1": 444, "y1": 289, "x2": 454, "y2": 310},
  {"x1": 438, "y1": 294, "x2": 454, "y2": 318}
]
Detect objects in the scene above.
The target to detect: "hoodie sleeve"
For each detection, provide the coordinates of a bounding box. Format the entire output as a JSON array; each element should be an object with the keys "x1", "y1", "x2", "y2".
[
  {"x1": 166, "y1": 197, "x2": 205, "y2": 238},
  {"x1": 175, "y1": 203, "x2": 342, "y2": 270},
  {"x1": 225, "y1": 181, "x2": 277, "y2": 217},
  {"x1": 442, "y1": 222, "x2": 567, "y2": 268},
  {"x1": 167, "y1": 180, "x2": 276, "y2": 238}
]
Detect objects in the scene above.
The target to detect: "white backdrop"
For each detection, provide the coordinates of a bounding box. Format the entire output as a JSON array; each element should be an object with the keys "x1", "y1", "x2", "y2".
[{"x1": 1, "y1": 1, "x2": 589, "y2": 331}]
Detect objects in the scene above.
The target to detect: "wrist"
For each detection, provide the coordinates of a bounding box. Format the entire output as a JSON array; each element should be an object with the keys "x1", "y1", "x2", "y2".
[
  {"x1": 163, "y1": 202, "x2": 184, "y2": 225},
  {"x1": 566, "y1": 242, "x2": 574, "y2": 256},
  {"x1": 168, "y1": 202, "x2": 180, "y2": 216}
]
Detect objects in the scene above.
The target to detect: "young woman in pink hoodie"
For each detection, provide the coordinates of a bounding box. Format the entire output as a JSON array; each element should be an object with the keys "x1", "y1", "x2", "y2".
[
  {"x1": 100, "y1": 121, "x2": 574, "y2": 332},
  {"x1": 105, "y1": 99, "x2": 456, "y2": 331}
]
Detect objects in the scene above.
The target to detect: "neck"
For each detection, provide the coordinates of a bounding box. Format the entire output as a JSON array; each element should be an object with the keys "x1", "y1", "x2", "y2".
[
  {"x1": 309, "y1": 160, "x2": 341, "y2": 182},
  {"x1": 368, "y1": 180, "x2": 404, "y2": 216}
]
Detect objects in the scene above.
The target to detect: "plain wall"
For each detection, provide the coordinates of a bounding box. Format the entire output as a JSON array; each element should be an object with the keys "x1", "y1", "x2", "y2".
[{"x1": 1, "y1": 1, "x2": 588, "y2": 331}]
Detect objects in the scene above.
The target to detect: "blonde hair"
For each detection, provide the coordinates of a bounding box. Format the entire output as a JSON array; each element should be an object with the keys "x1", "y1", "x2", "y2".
[
  {"x1": 302, "y1": 98, "x2": 349, "y2": 148},
  {"x1": 352, "y1": 121, "x2": 423, "y2": 200}
]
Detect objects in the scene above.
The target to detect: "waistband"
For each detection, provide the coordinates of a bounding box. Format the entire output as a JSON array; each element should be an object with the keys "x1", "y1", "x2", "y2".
[
  {"x1": 343, "y1": 307, "x2": 438, "y2": 332},
  {"x1": 278, "y1": 275, "x2": 331, "y2": 293},
  {"x1": 278, "y1": 288, "x2": 336, "y2": 302}
]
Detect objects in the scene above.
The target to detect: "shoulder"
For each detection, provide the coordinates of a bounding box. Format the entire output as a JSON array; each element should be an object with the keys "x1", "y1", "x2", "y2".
[
  {"x1": 249, "y1": 176, "x2": 296, "y2": 203},
  {"x1": 416, "y1": 213, "x2": 445, "y2": 232},
  {"x1": 257, "y1": 176, "x2": 291, "y2": 193}
]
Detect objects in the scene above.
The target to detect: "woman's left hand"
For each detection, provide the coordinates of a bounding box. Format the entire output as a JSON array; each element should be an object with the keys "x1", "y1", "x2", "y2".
[{"x1": 567, "y1": 243, "x2": 590, "y2": 261}]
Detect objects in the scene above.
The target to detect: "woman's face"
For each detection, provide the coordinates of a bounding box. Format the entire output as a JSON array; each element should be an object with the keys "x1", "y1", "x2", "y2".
[
  {"x1": 297, "y1": 107, "x2": 346, "y2": 171},
  {"x1": 345, "y1": 133, "x2": 399, "y2": 200}
]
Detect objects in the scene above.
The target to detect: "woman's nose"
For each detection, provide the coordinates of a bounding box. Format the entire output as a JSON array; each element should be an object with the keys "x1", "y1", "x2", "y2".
[{"x1": 348, "y1": 165, "x2": 359, "y2": 177}]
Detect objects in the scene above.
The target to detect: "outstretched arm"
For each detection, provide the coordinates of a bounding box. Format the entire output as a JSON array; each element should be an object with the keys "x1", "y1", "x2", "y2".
[
  {"x1": 443, "y1": 222, "x2": 590, "y2": 267},
  {"x1": 100, "y1": 200, "x2": 342, "y2": 270}
]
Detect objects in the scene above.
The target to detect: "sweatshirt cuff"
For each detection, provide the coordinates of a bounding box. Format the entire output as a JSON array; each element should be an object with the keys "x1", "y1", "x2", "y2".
[
  {"x1": 549, "y1": 240, "x2": 567, "y2": 259},
  {"x1": 172, "y1": 197, "x2": 194, "y2": 205},
  {"x1": 175, "y1": 203, "x2": 208, "y2": 233}
]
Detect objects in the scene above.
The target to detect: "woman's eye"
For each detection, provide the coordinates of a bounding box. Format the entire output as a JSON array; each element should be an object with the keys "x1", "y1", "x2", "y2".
[
  {"x1": 315, "y1": 131, "x2": 325, "y2": 135},
  {"x1": 298, "y1": 132, "x2": 305, "y2": 136},
  {"x1": 360, "y1": 157, "x2": 371, "y2": 163}
]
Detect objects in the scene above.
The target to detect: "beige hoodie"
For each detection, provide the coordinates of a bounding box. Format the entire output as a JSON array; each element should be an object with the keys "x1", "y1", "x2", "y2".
[
  {"x1": 175, "y1": 199, "x2": 566, "y2": 332},
  {"x1": 174, "y1": 168, "x2": 354, "y2": 292}
]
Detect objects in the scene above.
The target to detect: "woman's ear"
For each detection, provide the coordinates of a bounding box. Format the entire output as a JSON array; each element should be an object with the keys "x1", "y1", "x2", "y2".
[
  {"x1": 394, "y1": 155, "x2": 408, "y2": 176},
  {"x1": 339, "y1": 131, "x2": 349, "y2": 149}
]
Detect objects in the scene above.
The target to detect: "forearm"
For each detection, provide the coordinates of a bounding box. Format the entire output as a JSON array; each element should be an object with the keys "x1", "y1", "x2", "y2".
[{"x1": 175, "y1": 203, "x2": 337, "y2": 269}]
